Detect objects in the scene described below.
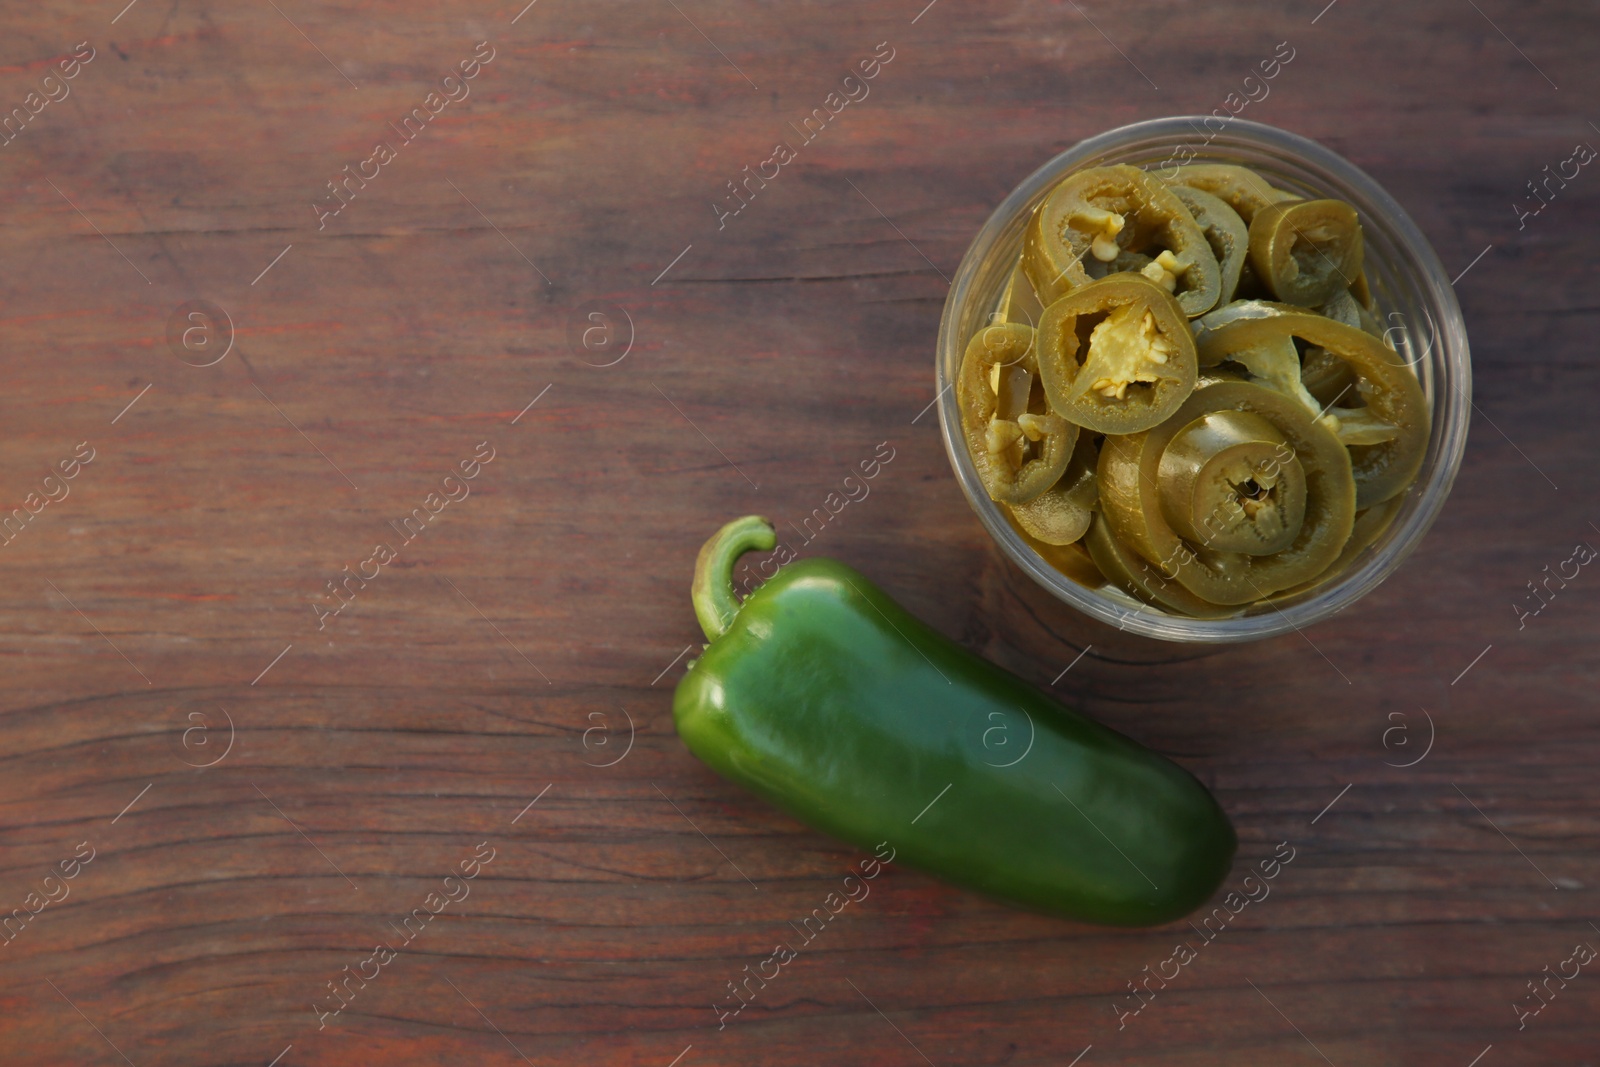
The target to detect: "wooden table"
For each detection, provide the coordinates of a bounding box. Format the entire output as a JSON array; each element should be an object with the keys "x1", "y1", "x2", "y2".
[{"x1": 1, "y1": 1, "x2": 1596, "y2": 1064}]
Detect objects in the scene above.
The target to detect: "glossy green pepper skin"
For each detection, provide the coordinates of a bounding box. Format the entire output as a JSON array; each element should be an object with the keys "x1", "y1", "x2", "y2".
[{"x1": 672, "y1": 516, "x2": 1237, "y2": 927}]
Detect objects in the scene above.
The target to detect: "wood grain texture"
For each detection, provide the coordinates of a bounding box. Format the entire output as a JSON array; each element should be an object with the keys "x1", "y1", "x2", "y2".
[{"x1": 0, "y1": 0, "x2": 1597, "y2": 1064}]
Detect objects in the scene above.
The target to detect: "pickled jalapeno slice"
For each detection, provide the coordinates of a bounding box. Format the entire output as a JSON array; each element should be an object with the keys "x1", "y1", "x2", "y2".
[
  {"x1": 1316, "y1": 288, "x2": 1366, "y2": 332},
  {"x1": 1097, "y1": 380, "x2": 1356, "y2": 605},
  {"x1": 1193, "y1": 302, "x2": 1427, "y2": 507},
  {"x1": 1156, "y1": 409, "x2": 1308, "y2": 556},
  {"x1": 1300, "y1": 343, "x2": 1359, "y2": 407},
  {"x1": 1247, "y1": 199, "x2": 1364, "y2": 307},
  {"x1": 1318, "y1": 285, "x2": 1386, "y2": 338},
  {"x1": 1084, "y1": 512, "x2": 1243, "y2": 619},
  {"x1": 1008, "y1": 431, "x2": 1100, "y2": 545},
  {"x1": 1169, "y1": 185, "x2": 1250, "y2": 307},
  {"x1": 1193, "y1": 301, "x2": 1326, "y2": 418},
  {"x1": 1035, "y1": 275, "x2": 1198, "y2": 435},
  {"x1": 958, "y1": 321, "x2": 1078, "y2": 504},
  {"x1": 1164, "y1": 163, "x2": 1297, "y2": 224},
  {"x1": 1268, "y1": 495, "x2": 1405, "y2": 602},
  {"x1": 1025, "y1": 164, "x2": 1222, "y2": 317}
]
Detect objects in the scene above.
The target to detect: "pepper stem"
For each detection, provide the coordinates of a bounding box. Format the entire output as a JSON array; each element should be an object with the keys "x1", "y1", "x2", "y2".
[{"x1": 692, "y1": 515, "x2": 776, "y2": 641}]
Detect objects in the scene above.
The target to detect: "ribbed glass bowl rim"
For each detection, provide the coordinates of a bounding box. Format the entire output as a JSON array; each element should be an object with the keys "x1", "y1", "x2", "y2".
[{"x1": 935, "y1": 116, "x2": 1471, "y2": 643}]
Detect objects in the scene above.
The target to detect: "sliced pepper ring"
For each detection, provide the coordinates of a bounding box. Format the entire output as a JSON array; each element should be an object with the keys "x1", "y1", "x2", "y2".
[
  {"x1": 1024, "y1": 164, "x2": 1221, "y2": 317},
  {"x1": 1169, "y1": 185, "x2": 1249, "y2": 307},
  {"x1": 1035, "y1": 275, "x2": 1198, "y2": 436},
  {"x1": 1301, "y1": 344, "x2": 1358, "y2": 407},
  {"x1": 1196, "y1": 302, "x2": 1401, "y2": 448},
  {"x1": 1163, "y1": 164, "x2": 1298, "y2": 224},
  {"x1": 1317, "y1": 288, "x2": 1368, "y2": 332},
  {"x1": 1247, "y1": 199, "x2": 1364, "y2": 307},
  {"x1": 1083, "y1": 513, "x2": 1243, "y2": 619},
  {"x1": 1268, "y1": 495, "x2": 1405, "y2": 602},
  {"x1": 1319, "y1": 277, "x2": 1386, "y2": 340},
  {"x1": 1192, "y1": 301, "x2": 1326, "y2": 416},
  {"x1": 957, "y1": 321, "x2": 1078, "y2": 504},
  {"x1": 1193, "y1": 302, "x2": 1428, "y2": 507},
  {"x1": 1156, "y1": 409, "x2": 1307, "y2": 556},
  {"x1": 1097, "y1": 379, "x2": 1357, "y2": 605},
  {"x1": 1008, "y1": 431, "x2": 1099, "y2": 545}
]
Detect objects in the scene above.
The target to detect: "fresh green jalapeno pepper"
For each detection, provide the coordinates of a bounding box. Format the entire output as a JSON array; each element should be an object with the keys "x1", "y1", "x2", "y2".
[
  {"x1": 675, "y1": 516, "x2": 1238, "y2": 925},
  {"x1": 1169, "y1": 184, "x2": 1249, "y2": 307},
  {"x1": 1192, "y1": 301, "x2": 1427, "y2": 507},
  {"x1": 1007, "y1": 432, "x2": 1100, "y2": 545},
  {"x1": 1035, "y1": 275, "x2": 1198, "y2": 435},
  {"x1": 1098, "y1": 379, "x2": 1356, "y2": 604},
  {"x1": 957, "y1": 321, "x2": 1078, "y2": 504},
  {"x1": 1247, "y1": 199, "x2": 1364, "y2": 307},
  {"x1": 1025, "y1": 165, "x2": 1222, "y2": 317}
]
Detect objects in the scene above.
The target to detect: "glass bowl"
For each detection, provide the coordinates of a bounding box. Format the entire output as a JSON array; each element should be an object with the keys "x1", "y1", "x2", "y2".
[{"x1": 934, "y1": 116, "x2": 1471, "y2": 643}]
